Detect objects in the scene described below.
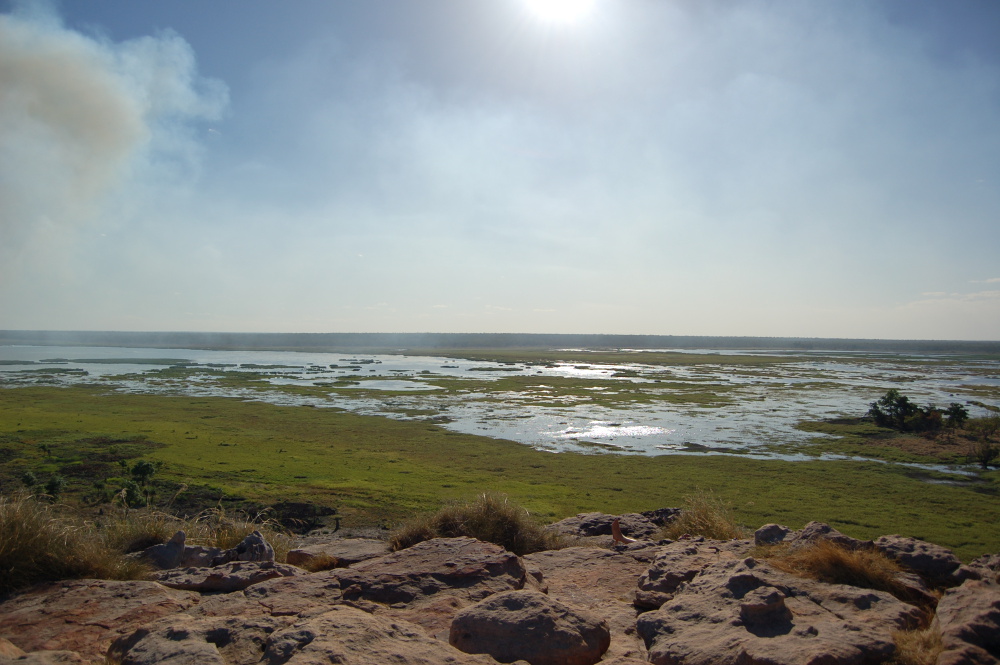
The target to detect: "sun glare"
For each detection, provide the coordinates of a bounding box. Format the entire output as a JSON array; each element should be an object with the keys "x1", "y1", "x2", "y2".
[{"x1": 524, "y1": 0, "x2": 597, "y2": 23}]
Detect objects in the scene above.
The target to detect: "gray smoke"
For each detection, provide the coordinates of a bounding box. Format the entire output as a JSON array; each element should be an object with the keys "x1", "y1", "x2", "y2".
[{"x1": 0, "y1": 3, "x2": 227, "y2": 257}]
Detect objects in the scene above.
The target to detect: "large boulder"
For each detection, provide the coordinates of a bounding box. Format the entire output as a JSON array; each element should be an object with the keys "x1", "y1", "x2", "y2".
[
  {"x1": 245, "y1": 536, "x2": 533, "y2": 639},
  {"x1": 0, "y1": 580, "x2": 199, "y2": 663},
  {"x1": 933, "y1": 580, "x2": 1000, "y2": 665},
  {"x1": 635, "y1": 537, "x2": 753, "y2": 609},
  {"x1": 450, "y1": 589, "x2": 610, "y2": 665},
  {"x1": 525, "y1": 546, "x2": 656, "y2": 663},
  {"x1": 637, "y1": 557, "x2": 924, "y2": 665}
]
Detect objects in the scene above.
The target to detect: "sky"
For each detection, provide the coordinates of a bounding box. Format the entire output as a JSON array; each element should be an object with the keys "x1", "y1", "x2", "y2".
[{"x1": 1, "y1": 0, "x2": 998, "y2": 340}]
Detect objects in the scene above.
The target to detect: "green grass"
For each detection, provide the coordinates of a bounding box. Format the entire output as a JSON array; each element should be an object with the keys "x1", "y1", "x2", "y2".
[{"x1": 1, "y1": 386, "x2": 998, "y2": 560}]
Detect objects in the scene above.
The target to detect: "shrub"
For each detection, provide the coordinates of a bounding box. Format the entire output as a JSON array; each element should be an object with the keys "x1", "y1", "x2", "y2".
[
  {"x1": 659, "y1": 490, "x2": 748, "y2": 540},
  {"x1": 389, "y1": 493, "x2": 565, "y2": 555}
]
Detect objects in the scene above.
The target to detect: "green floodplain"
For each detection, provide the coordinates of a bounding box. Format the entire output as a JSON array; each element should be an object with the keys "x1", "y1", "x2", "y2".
[{"x1": 1, "y1": 346, "x2": 999, "y2": 561}]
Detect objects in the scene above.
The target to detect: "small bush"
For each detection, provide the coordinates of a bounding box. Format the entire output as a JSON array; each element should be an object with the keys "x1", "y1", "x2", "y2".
[
  {"x1": 389, "y1": 493, "x2": 565, "y2": 555},
  {"x1": 660, "y1": 491, "x2": 748, "y2": 540},
  {"x1": 0, "y1": 494, "x2": 149, "y2": 595},
  {"x1": 765, "y1": 539, "x2": 914, "y2": 603},
  {"x1": 889, "y1": 627, "x2": 942, "y2": 665}
]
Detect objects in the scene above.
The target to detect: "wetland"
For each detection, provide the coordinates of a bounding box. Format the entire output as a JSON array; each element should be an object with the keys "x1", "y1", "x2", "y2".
[{"x1": 1, "y1": 341, "x2": 998, "y2": 559}]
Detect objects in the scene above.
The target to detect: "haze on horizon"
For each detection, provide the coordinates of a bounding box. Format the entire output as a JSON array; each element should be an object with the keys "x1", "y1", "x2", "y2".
[{"x1": 1, "y1": 0, "x2": 998, "y2": 341}]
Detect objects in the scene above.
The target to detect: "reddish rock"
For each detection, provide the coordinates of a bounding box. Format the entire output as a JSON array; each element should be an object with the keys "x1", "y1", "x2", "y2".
[
  {"x1": 546, "y1": 512, "x2": 661, "y2": 540},
  {"x1": 637, "y1": 557, "x2": 924, "y2": 665},
  {"x1": 636, "y1": 537, "x2": 753, "y2": 609},
  {"x1": 0, "y1": 580, "x2": 198, "y2": 663},
  {"x1": 874, "y1": 535, "x2": 963, "y2": 584},
  {"x1": 450, "y1": 589, "x2": 610, "y2": 665},
  {"x1": 525, "y1": 546, "x2": 654, "y2": 662},
  {"x1": 286, "y1": 537, "x2": 389, "y2": 568},
  {"x1": 934, "y1": 580, "x2": 1000, "y2": 665},
  {"x1": 151, "y1": 561, "x2": 305, "y2": 592},
  {"x1": 790, "y1": 521, "x2": 873, "y2": 551}
]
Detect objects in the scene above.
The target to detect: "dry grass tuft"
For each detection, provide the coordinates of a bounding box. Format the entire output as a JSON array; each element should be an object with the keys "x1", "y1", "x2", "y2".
[
  {"x1": 0, "y1": 494, "x2": 149, "y2": 595},
  {"x1": 300, "y1": 553, "x2": 340, "y2": 572},
  {"x1": 660, "y1": 490, "x2": 749, "y2": 540},
  {"x1": 389, "y1": 492, "x2": 567, "y2": 555},
  {"x1": 766, "y1": 539, "x2": 911, "y2": 600},
  {"x1": 888, "y1": 627, "x2": 943, "y2": 665}
]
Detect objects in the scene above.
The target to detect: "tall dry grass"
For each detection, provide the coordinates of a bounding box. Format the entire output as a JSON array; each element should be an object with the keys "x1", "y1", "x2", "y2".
[
  {"x1": 0, "y1": 494, "x2": 148, "y2": 595},
  {"x1": 765, "y1": 539, "x2": 916, "y2": 603},
  {"x1": 888, "y1": 627, "x2": 943, "y2": 665},
  {"x1": 0, "y1": 495, "x2": 295, "y2": 595},
  {"x1": 660, "y1": 490, "x2": 749, "y2": 540},
  {"x1": 389, "y1": 493, "x2": 566, "y2": 555}
]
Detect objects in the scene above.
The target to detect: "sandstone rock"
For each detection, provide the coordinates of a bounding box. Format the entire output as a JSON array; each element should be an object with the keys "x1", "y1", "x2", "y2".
[
  {"x1": 230, "y1": 530, "x2": 275, "y2": 563},
  {"x1": 874, "y1": 535, "x2": 963, "y2": 584},
  {"x1": 450, "y1": 589, "x2": 610, "y2": 665},
  {"x1": 265, "y1": 605, "x2": 496, "y2": 665},
  {"x1": 637, "y1": 557, "x2": 924, "y2": 665},
  {"x1": 142, "y1": 530, "x2": 187, "y2": 569},
  {"x1": 754, "y1": 523, "x2": 792, "y2": 546},
  {"x1": 109, "y1": 614, "x2": 289, "y2": 665},
  {"x1": 286, "y1": 537, "x2": 389, "y2": 568},
  {"x1": 524, "y1": 547, "x2": 652, "y2": 663},
  {"x1": 546, "y1": 512, "x2": 660, "y2": 540},
  {"x1": 0, "y1": 580, "x2": 199, "y2": 663},
  {"x1": 152, "y1": 561, "x2": 305, "y2": 592},
  {"x1": 336, "y1": 536, "x2": 529, "y2": 605},
  {"x1": 0, "y1": 650, "x2": 89, "y2": 664},
  {"x1": 635, "y1": 537, "x2": 753, "y2": 609},
  {"x1": 790, "y1": 521, "x2": 873, "y2": 551},
  {"x1": 933, "y1": 580, "x2": 1000, "y2": 665},
  {"x1": 968, "y1": 553, "x2": 1000, "y2": 584}
]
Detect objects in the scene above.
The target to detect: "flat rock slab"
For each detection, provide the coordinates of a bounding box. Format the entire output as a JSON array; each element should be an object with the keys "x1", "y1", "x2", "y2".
[
  {"x1": 933, "y1": 580, "x2": 1000, "y2": 665},
  {"x1": 111, "y1": 605, "x2": 495, "y2": 665},
  {"x1": 286, "y1": 538, "x2": 390, "y2": 568},
  {"x1": 152, "y1": 561, "x2": 306, "y2": 592},
  {"x1": 0, "y1": 580, "x2": 199, "y2": 663},
  {"x1": 637, "y1": 557, "x2": 924, "y2": 665},
  {"x1": 451, "y1": 589, "x2": 610, "y2": 665},
  {"x1": 636, "y1": 537, "x2": 753, "y2": 609},
  {"x1": 525, "y1": 546, "x2": 656, "y2": 662}
]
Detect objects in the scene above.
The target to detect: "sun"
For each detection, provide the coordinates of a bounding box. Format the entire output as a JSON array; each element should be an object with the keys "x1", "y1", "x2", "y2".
[{"x1": 523, "y1": 0, "x2": 597, "y2": 23}]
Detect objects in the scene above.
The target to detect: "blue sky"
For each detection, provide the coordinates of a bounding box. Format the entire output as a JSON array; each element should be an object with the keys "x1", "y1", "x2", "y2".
[{"x1": 1, "y1": 0, "x2": 998, "y2": 339}]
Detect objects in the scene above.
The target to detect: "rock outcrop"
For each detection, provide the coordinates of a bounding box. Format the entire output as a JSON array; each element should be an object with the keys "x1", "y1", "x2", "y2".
[
  {"x1": 637, "y1": 556, "x2": 924, "y2": 665},
  {"x1": 1, "y1": 521, "x2": 998, "y2": 665},
  {"x1": 450, "y1": 589, "x2": 611, "y2": 665}
]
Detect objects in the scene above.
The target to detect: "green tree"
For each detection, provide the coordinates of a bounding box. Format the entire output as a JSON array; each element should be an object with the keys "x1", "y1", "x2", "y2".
[
  {"x1": 945, "y1": 403, "x2": 969, "y2": 428},
  {"x1": 131, "y1": 460, "x2": 158, "y2": 486},
  {"x1": 868, "y1": 389, "x2": 919, "y2": 430},
  {"x1": 44, "y1": 475, "x2": 66, "y2": 500}
]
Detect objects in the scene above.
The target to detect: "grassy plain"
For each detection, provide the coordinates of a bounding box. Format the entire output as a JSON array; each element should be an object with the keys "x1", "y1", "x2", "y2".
[{"x1": 1, "y1": 385, "x2": 998, "y2": 560}]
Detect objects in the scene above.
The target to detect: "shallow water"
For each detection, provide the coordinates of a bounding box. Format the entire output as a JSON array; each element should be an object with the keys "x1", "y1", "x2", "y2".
[{"x1": 1, "y1": 344, "x2": 997, "y2": 463}]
